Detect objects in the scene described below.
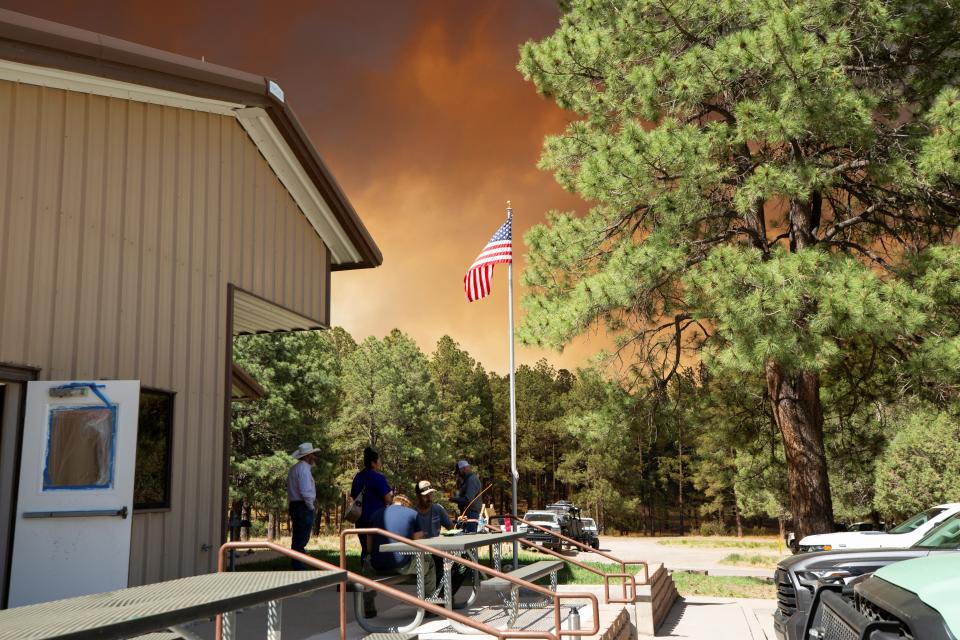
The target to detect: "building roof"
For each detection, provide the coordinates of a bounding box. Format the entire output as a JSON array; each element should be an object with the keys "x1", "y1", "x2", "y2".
[{"x1": 0, "y1": 8, "x2": 382, "y2": 271}]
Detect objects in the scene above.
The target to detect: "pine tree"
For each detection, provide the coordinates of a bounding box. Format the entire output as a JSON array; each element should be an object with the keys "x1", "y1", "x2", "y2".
[
  {"x1": 518, "y1": 0, "x2": 960, "y2": 539},
  {"x1": 331, "y1": 330, "x2": 442, "y2": 494}
]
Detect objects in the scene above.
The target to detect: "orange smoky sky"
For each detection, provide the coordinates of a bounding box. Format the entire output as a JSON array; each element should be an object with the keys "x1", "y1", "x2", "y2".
[{"x1": 0, "y1": 0, "x2": 613, "y2": 374}]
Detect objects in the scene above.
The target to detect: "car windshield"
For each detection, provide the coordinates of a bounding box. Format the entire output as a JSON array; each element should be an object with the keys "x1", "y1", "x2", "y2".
[
  {"x1": 583, "y1": 518, "x2": 596, "y2": 527},
  {"x1": 914, "y1": 514, "x2": 960, "y2": 550},
  {"x1": 889, "y1": 507, "x2": 947, "y2": 534},
  {"x1": 526, "y1": 513, "x2": 557, "y2": 523}
]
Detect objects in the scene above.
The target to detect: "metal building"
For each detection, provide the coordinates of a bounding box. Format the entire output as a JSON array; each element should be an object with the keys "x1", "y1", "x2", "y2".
[{"x1": 0, "y1": 9, "x2": 381, "y2": 607}]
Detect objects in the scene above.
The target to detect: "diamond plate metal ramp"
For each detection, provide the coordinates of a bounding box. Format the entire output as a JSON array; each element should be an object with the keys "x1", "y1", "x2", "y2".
[{"x1": 0, "y1": 570, "x2": 344, "y2": 640}]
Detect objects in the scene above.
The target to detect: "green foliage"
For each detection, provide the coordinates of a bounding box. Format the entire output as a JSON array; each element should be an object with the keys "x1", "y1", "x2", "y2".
[
  {"x1": 874, "y1": 407, "x2": 960, "y2": 519},
  {"x1": 231, "y1": 330, "x2": 349, "y2": 514},
  {"x1": 556, "y1": 367, "x2": 642, "y2": 528},
  {"x1": 430, "y1": 335, "x2": 496, "y2": 485},
  {"x1": 685, "y1": 247, "x2": 925, "y2": 374},
  {"x1": 672, "y1": 571, "x2": 774, "y2": 599},
  {"x1": 699, "y1": 521, "x2": 730, "y2": 537},
  {"x1": 516, "y1": 0, "x2": 960, "y2": 534},
  {"x1": 331, "y1": 329, "x2": 442, "y2": 494},
  {"x1": 720, "y1": 553, "x2": 782, "y2": 568}
]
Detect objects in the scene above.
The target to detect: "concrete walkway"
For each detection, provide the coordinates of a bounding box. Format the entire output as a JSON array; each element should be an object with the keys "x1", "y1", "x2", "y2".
[{"x1": 656, "y1": 597, "x2": 776, "y2": 639}]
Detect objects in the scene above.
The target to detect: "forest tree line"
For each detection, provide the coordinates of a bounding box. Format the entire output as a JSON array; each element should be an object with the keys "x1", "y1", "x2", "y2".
[{"x1": 230, "y1": 326, "x2": 960, "y2": 539}]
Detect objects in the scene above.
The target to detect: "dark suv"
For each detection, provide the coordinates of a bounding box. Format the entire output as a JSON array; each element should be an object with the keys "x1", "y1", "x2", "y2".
[{"x1": 774, "y1": 512, "x2": 960, "y2": 640}]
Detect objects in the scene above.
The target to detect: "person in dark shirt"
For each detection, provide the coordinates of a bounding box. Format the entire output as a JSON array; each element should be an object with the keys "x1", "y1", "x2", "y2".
[
  {"x1": 451, "y1": 459, "x2": 482, "y2": 532},
  {"x1": 350, "y1": 447, "x2": 393, "y2": 563},
  {"x1": 362, "y1": 495, "x2": 435, "y2": 618}
]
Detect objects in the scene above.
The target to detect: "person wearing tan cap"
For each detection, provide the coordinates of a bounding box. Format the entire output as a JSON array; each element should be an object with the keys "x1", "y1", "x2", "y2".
[
  {"x1": 415, "y1": 480, "x2": 453, "y2": 537},
  {"x1": 416, "y1": 479, "x2": 463, "y2": 597}
]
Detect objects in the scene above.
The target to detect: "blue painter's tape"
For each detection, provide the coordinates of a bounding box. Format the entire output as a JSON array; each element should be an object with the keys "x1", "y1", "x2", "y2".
[
  {"x1": 42, "y1": 404, "x2": 118, "y2": 491},
  {"x1": 52, "y1": 382, "x2": 112, "y2": 408}
]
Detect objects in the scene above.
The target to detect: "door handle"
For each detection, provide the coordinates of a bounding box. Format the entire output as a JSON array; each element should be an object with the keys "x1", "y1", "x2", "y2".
[{"x1": 24, "y1": 506, "x2": 129, "y2": 519}]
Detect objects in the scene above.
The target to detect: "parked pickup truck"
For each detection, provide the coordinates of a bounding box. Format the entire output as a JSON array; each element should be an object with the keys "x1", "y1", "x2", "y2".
[
  {"x1": 774, "y1": 510, "x2": 960, "y2": 640},
  {"x1": 797, "y1": 503, "x2": 960, "y2": 553},
  {"x1": 806, "y1": 554, "x2": 960, "y2": 640},
  {"x1": 518, "y1": 510, "x2": 564, "y2": 551}
]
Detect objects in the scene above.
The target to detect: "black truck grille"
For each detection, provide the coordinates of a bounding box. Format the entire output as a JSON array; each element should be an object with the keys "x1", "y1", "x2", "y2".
[
  {"x1": 816, "y1": 589, "x2": 909, "y2": 640},
  {"x1": 821, "y1": 604, "x2": 859, "y2": 640},
  {"x1": 775, "y1": 568, "x2": 797, "y2": 617}
]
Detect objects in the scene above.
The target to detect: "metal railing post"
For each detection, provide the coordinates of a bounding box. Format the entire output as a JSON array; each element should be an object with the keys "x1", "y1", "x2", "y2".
[
  {"x1": 218, "y1": 540, "x2": 579, "y2": 640},
  {"x1": 488, "y1": 515, "x2": 650, "y2": 604},
  {"x1": 340, "y1": 528, "x2": 602, "y2": 639}
]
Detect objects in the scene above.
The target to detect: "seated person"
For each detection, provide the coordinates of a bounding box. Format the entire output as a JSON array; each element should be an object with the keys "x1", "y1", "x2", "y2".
[
  {"x1": 415, "y1": 480, "x2": 466, "y2": 595},
  {"x1": 362, "y1": 495, "x2": 436, "y2": 618}
]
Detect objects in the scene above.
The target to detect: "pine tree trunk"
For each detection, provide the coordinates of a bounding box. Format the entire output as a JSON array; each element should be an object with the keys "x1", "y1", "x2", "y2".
[
  {"x1": 678, "y1": 425, "x2": 685, "y2": 536},
  {"x1": 765, "y1": 361, "x2": 834, "y2": 541},
  {"x1": 731, "y1": 465, "x2": 743, "y2": 538},
  {"x1": 268, "y1": 511, "x2": 279, "y2": 540}
]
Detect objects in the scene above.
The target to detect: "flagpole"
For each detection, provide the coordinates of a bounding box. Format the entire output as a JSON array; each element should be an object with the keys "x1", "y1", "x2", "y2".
[{"x1": 506, "y1": 201, "x2": 519, "y2": 570}]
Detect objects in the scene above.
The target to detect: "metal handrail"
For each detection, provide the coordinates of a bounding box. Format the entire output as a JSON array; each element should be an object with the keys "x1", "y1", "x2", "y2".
[
  {"x1": 489, "y1": 515, "x2": 649, "y2": 603},
  {"x1": 340, "y1": 527, "x2": 601, "y2": 639},
  {"x1": 217, "y1": 541, "x2": 559, "y2": 640},
  {"x1": 515, "y1": 536, "x2": 637, "y2": 604}
]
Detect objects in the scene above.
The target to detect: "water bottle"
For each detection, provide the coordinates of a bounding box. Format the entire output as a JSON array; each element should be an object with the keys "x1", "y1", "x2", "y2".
[{"x1": 568, "y1": 607, "x2": 581, "y2": 630}]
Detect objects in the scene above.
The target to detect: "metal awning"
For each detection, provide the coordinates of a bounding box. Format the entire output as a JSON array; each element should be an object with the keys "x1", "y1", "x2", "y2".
[
  {"x1": 232, "y1": 288, "x2": 325, "y2": 336},
  {"x1": 231, "y1": 363, "x2": 266, "y2": 403}
]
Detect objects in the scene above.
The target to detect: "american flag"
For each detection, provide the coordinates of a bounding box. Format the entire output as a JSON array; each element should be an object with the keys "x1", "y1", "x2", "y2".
[{"x1": 464, "y1": 217, "x2": 512, "y2": 302}]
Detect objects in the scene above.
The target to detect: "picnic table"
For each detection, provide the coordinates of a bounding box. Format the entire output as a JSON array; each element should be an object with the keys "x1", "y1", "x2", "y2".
[
  {"x1": 380, "y1": 530, "x2": 524, "y2": 610},
  {"x1": 0, "y1": 570, "x2": 345, "y2": 640}
]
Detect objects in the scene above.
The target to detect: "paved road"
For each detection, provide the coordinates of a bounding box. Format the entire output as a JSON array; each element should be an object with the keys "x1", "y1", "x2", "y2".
[{"x1": 576, "y1": 536, "x2": 784, "y2": 578}]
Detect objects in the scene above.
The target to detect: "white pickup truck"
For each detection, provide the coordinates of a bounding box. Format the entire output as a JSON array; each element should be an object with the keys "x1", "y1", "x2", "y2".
[{"x1": 797, "y1": 503, "x2": 960, "y2": 553}]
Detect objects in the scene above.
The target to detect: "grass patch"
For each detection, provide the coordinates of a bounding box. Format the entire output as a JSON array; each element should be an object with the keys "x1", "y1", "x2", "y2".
[
  {"x1": 672, "y1": 571, "x2": 775, "y2": 599},
  {"x1": 719, "y1": 553, "x2": 782, "y2": 568},
  {"x1": 657, "y1": 537, "x2": 781, "y2": 551}
]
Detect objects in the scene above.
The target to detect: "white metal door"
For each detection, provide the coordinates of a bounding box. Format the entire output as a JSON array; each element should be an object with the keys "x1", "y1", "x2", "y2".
[{"x1": 8, "y1": 381, "x2": 140, "y2": 607}]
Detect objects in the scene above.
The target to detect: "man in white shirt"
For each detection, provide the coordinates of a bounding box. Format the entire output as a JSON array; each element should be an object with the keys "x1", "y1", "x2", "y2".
[{"x1": 287, "y1": 442, "x2": 320, "y2": 570}]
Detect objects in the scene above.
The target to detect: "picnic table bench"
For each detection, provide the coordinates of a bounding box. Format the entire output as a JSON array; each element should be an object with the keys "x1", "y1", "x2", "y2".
[{"x1": 481, "y1": 559, "x2": 565, "y2": 592}]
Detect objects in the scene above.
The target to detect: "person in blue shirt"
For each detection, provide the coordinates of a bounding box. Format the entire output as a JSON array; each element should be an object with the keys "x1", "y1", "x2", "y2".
[
  {"x1": 362, "y1": 495, "x2": 436, "y2": 618},
  {"x1": 415, "y1": 479, "x2": 465, "y2": 598},
  {"x1": 415, "y1": 480, "x2": 453, "y2": 537},
  {"x1": 350, "y1": 447, "x2": 393, "y2": 562}
]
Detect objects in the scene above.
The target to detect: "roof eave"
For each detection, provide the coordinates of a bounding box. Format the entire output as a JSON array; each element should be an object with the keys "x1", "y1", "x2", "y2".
[{"x1": 0, "y1": 8, "x2": 382, "y2": 270}]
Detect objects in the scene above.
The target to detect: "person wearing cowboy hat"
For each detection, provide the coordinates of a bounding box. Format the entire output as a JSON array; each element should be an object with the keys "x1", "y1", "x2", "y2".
[{"x1": 287, "y1": 442, "x2": 320, "y2": 570}]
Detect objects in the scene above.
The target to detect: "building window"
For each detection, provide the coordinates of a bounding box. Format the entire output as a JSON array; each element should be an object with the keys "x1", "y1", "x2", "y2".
[{"x1": 134, "y1": 389, "x2": 174, "y2": 510}]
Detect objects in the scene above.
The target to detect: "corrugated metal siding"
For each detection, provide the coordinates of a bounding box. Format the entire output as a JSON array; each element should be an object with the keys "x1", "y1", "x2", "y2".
[{"x1": 0, "y1": 80, "x2": 330, "y2": 586}]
